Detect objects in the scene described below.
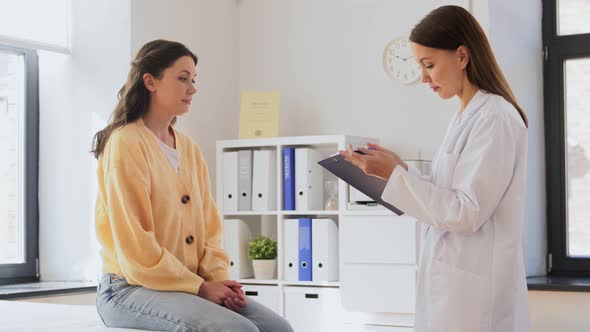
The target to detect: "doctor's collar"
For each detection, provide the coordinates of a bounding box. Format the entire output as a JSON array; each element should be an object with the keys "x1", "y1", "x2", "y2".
[{"x1": 455, "y1": 90, "x2": 490, "y2": 124}]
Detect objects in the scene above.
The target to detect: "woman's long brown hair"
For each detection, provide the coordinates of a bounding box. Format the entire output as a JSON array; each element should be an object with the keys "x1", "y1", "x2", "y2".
[
  {"x1": 410, "y1": 5, "x2": 528, "y2": 127},
  {"x1": 91, "y1": 39, "x2": 198, "y2": 159}
]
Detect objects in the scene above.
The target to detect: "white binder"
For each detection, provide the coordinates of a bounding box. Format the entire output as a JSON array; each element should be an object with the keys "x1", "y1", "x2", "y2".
[
  {"x1": 222, "y1": 152, "x2": 239, "y2": 211},
  {"x1": 223, "y1": 219, "x2": 253, "y2": 279},
  {"x1": 312, "y1": 218, "x2": 339, "y2": 281},
  {"x1": 295, "y1": 148, "x2": 324, "y2": 211},
  {"x1": 252, "y1": 149, "x2": 277, "y2": 211},
  {"x1": 284, "y1": 218, "x2": 299, "y2": 281},
  {"x1": 238, "y1": 150, "x2": 253, "y2": 211}
]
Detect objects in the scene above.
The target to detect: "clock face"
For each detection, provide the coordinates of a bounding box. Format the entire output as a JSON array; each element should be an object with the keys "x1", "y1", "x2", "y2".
[{"x1": 383, "y1": 37, "x2": 421, "y2": 84}]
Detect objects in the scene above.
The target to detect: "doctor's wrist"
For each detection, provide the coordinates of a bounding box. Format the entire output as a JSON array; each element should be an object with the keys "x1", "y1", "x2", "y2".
[{"x1": 401, "y1": 161, "x2": 408, "y2": 171}]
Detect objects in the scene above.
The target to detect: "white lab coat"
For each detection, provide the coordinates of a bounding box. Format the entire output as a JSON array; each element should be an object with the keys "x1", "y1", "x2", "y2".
[{"x1": 382, "y1": 90, "x2": 531, "y2": 332}]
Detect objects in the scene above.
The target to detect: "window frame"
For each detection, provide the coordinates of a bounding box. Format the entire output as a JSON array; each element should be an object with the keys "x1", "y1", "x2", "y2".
[
  {"x1": 0, "y1": 44, "x2": 39, "y2": 285},
  {"x1": 543, "y1": 0, "x2": 590, "y2": 275}
]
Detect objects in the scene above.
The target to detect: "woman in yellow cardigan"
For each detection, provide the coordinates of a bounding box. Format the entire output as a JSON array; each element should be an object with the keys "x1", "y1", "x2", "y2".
[{"x1": 91, "y1": 40, "x2": 292, "y2": 332}]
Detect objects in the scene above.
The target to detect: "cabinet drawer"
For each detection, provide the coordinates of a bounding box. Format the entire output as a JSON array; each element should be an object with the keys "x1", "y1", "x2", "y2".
[
  {"x1": 341, "y1": 215, "x2": 417, "y2": 264},
  {"x1": 284, "y1": 287, "x2": 347, "y2": 332},
  {"x1": 242, "y1": 285, "x2": 280, "y2": 314},
  {"x1": 341, "y1": 264, "x2": 416, "y2": 313}
]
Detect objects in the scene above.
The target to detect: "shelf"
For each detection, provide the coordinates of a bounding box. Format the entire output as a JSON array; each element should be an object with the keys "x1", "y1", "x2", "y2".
[
  {"x1": 280, "y1": 211, "x2": 339, "y2": 216},
  {"x1": 237, "y1": 279, "x2": 341, "y2": 288},
  {"x1": 216, "y1": 135, "x2": 376, "y2": 150},
  {"x1": 343, "y1": 209, "x2": 396, "y2": 216},
  {"x1": 237, "y1": 278, "x2": 279, "y2": 285},
  {"x1": 222, "y1": 211, "x2": 278, "y2": 216},
  {"x1": 281, "y1": 280, "x2": 340, "y2": 287},
  {"x1": 222, "y1": 210, "x2": 397, "y2": 216}
]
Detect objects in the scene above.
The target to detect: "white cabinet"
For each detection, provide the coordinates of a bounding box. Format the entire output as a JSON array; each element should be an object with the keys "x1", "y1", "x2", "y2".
[
  {"x1": 340, "y1": 214, "x2": 419, "y2": 314},
  {"x1": 341, "y1": 264, "x2": 416, "y2": 313},
  {"x1": 216, "y1": 135, "x2": 419, "y2": 330},
  {"x1": 341, "y1": 215, "x2": 418, "y2": 265}
]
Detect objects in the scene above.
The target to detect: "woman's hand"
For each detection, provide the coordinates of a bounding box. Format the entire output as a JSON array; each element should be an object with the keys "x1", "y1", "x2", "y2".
[
  {"x1": 197, "y1": 280, "x2": 246, "y2": 311},
  {"x1": 339, "y1": 143, "x2": 407, "y2": 180},
  {"x1": 221, "y1": 280, "x2": 247, "y2": 312}
]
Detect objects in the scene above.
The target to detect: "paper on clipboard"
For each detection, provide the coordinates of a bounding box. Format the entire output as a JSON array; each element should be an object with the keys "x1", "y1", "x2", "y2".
[{"x1": 317, "y1": 153, "x2": 404, "y2": 215}]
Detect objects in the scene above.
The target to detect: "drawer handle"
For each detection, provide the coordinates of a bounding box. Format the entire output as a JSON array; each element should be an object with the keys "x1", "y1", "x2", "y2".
[
  {"x1": 245, "y1": 291, "x2": 258, "y2": 296},
  {"x1": 305, "y1": 294, "x2": 319, "y2": 299}
]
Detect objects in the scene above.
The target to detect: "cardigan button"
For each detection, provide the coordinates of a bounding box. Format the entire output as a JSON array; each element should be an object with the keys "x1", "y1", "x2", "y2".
[
  {"x1": 185, "y1": 235, "x2": 194, "y2": 244},
  {"x1": 181, "y1": 195, "x2": 190, "y2": 204}
]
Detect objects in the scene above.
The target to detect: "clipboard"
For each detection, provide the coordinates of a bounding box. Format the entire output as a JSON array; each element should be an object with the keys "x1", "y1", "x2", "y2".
[{"x1": 317, "y1": 153, "x2": 404, "y2": 215}]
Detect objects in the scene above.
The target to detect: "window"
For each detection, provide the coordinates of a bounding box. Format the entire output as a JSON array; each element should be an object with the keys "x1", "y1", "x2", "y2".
[
  {"x1": 0, "y1": 45, "x2": 39, "y2": 284},
  {"x1": 544, "y1": 0, "x2": 590, "y2": 275},
  {"x1": 0, "y1": 0, "x2": 71, "y2": 53}
]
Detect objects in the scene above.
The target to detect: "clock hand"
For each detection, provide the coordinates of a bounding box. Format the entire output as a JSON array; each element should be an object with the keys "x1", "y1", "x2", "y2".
[{"x1": 395, "y1": 55, "x2": 414, "y2": 62}]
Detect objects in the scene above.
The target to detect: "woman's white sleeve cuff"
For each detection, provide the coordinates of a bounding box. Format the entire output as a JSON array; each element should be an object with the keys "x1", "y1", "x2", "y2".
[{"x1": 382, "y1": 165, "x2": 407, "y2": 204}]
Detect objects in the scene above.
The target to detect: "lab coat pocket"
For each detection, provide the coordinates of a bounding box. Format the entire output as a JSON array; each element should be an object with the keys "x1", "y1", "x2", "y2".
[
  {"x1": 433, "y1": 152, "x2": 460, "y2": 188},
  {"x1": 430, "y1": 259, "x2": 485, "y2": 331}
]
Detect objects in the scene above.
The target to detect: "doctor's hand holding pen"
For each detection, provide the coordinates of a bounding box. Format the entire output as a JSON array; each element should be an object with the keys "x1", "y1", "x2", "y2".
[{"x1": 339, "y1": 142, "x2": 408, "y2": 181}]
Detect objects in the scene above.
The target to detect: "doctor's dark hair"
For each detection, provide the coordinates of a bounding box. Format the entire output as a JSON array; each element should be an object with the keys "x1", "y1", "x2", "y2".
[
  {"x1": 91, "y1": 39, "x2": 198, "y2": 158},
  {"x1": 410, "y1": 5, "x2": 528, "y2": 127}
]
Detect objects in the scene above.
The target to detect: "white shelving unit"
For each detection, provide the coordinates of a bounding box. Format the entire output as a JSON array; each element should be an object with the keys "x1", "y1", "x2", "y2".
[{"x1": 216, "y1": 135, "x2": 418, "y2": 332}]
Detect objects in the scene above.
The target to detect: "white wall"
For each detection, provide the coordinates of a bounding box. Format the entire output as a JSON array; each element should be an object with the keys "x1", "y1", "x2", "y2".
[
  {"x1": 130, "y1": 0, "x2": 240, "y2": 183},
  {"x1": 38, "y1": 0, "x2": 131, "y2": 280},
  {"x1": 487, "y1": 0, "x2": 546, "y2": 278},
  {"x1": 239, "y1": 0, "x2": 460, "y2": 160}
]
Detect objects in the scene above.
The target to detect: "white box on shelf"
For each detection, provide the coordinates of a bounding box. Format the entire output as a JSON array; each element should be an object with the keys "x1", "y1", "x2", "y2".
[
  {"x1": 349, "y1": 185, "x2": 373, "y2": 202},
  {"x1": 242, "y1": 285, "x2": 280, "y2": 314},
  {"x1": 284, "y1": 286, "x2": 347, "y2": 332}
]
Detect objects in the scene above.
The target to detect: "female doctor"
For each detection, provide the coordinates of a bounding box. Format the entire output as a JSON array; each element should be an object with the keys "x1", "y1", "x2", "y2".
[{"x1": 341, "y1": 6, "x2": 531, "y2": 332}]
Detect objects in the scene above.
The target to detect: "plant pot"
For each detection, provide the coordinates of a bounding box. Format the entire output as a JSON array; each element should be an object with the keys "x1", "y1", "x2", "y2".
[{"x1": 252, "y1": 259, "x2": 276, "y2": 279}]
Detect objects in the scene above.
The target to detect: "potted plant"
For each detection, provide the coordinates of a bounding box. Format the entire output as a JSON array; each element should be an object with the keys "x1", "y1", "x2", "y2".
[{"x1": 248, "y1": 235, "x2": 278, "y2": 279}]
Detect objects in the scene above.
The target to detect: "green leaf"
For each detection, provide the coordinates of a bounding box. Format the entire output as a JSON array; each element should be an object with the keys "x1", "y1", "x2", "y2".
[{"x1": 247, "y1": 235, "x2": 278, "y2": 260}]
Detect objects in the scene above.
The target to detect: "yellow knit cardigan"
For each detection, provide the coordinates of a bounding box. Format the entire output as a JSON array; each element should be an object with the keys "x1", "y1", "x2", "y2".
[{"x1": 95, "y1": 118, "x2": 228, "y2": 294}]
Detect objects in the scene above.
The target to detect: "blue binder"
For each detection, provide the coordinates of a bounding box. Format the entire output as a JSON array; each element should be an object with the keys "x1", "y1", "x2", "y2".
[
  {"x1": 298, "y1": 217, "x2": 312, "y2": 281},
  {"x1": 283, "y1": 148, "x2": 295, "y2": 210}
]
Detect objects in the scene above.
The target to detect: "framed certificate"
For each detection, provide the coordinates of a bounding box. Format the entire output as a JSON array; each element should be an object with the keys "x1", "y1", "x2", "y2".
[{"x1": 239, "y1": 91, "x2": 280, "y2": 138}]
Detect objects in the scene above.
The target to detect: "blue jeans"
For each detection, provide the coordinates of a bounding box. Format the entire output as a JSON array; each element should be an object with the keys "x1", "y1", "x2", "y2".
[{"x1": 96, "y1": 274, "x2": 293, "y2": 332}]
